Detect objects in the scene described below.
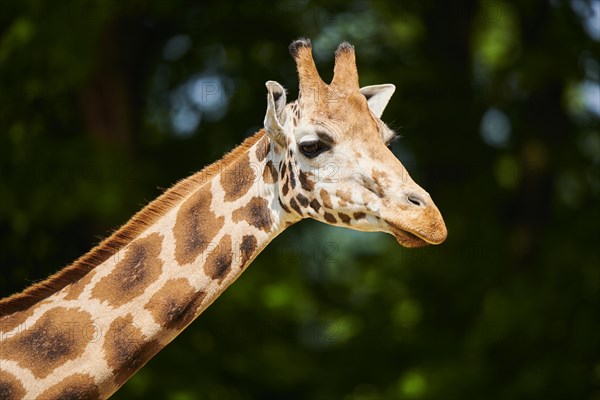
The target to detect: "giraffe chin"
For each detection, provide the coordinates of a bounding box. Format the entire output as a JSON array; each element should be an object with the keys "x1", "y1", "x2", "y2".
[
  {"x1": 384, "y1": 220, "x2": 430, "y2": 248},
  {"x1": 391, "y1": 230, "x2": 429, "y2": 248}
]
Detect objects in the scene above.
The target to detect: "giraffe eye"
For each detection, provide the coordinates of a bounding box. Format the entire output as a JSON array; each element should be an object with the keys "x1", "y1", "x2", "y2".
[{"x1": 299, "y1": 140, "x2": 329, "y2": 158}]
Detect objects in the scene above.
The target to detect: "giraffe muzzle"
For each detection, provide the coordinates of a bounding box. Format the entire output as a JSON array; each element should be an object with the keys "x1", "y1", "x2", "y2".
[
  {"x1": 385, "y1": 213, "x2": 447, "y2": 247},
  {"x1": 382, "y1": 191, "x2": 448, "y2": 247}
]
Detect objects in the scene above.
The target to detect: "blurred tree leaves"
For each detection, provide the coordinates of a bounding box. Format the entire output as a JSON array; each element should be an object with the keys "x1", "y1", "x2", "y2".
[{"x1": 1, "y1": 0, "x2": 599, "y2": 399}]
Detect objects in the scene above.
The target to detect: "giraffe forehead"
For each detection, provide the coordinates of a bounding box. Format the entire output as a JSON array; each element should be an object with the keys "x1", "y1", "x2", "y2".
[
  {"x1": 326, "y1": 91, "x2": 369, "y2": 117},
  {"x1": 290, "y1": 118, "x2": 381, "y2": 156},
  {"x1": 288, "y1": 91, "x2": 376, "y2": 141},
  {"x1": 299, "y1": 92, "x2": 371, "y2": 124}
]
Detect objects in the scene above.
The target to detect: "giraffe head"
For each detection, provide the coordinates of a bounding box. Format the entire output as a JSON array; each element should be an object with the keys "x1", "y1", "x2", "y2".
[{"x1": 264, "y1": 39, "x2": 447, "y2": 247}]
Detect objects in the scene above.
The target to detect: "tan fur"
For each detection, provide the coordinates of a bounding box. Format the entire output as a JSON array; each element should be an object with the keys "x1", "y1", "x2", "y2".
[
  {"x1": 0, "y1": 41, "x2": 448, "y2": 398},
  {"x1": 291, "y1": 39, "x2": 360, "y2": 112},
  {"x1": 220, "y1": 152, "x2": 255, "y2": 201},
  {"x1": 239, "y1": 235, "x2": 258, "y2": 268},
  {"x1": 0, "y1": 131, "x2": 265, "y2": 318},
  {"x1": 0, "y1": 370, "x2": 26, "y2": 399},
  {"x1": 290, "y1": 41, "x2": 325, "y2": 94},
  {"x1": 144, "y1": 278, "x2": 206, "y2": 331},
  {"x1": 1, "y1": 307, "x2": 94, "y2": 379},
  {"x1": 290, "y1": 39, "x2": 327, "y2": 110},
  {"x1": 331, "y1": 43, "x2": 359, "y2": 91},
  {"x1": 37, "y1": 373, "x2": 99, "y2": 400},
  {"x1": 90, "y1": 233, "x2": 164, "y2": 307},
  {"x1": 102, "y1": 314, "x2": 162, "y2": 388},
  {"x1": 172, "y1": 182, "x2": 225, "y2": 265},
  {"x1": 232, "y1": 197, "x2": 273, "y2": 232},
  {"x1": 203, "y1": 234, "x2": 233, "y2": 282}
]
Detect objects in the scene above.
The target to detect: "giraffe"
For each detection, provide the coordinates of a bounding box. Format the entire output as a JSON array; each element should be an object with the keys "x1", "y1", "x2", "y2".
[{"x1": 0, "y1": 39, "x2": 447, "y2": 399}]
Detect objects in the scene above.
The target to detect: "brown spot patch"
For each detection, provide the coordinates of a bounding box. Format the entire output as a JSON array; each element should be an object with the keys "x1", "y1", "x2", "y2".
[
  {"x1": 362, "y1": 190, "x2": 377, "y2": 205},
  {"x1": 204, "y1": 235, "x2": 233, "y2": 281},
  {"x1": 103, "y1": 314, "x2": 162, "y2": 388},
  {"x1": 373, "y1": 169, "x2": 389, "y2": 182},
  {"x1": 37, "y1": 373, "x2": 99, "y2": 400},
  {"x1": 220, "y1": 152, "x2": 255, "y2": 202},
  {"x1": 0, "y1": 300, "x2": 52, "y2": 335},
  {"x1": 255, "y1": 136, "x2": 270, "y2": 161},
  {"x1": 296, "y1": 193, "x2": 309, "y2": 208},
  {"x1": 232, "y1": 197, "x2": 273, "y2": 232},
  {"x1": 282, "y1": 179, "x2": 289, "y2": 196},
  {"x1": 0, "y1": 309, "x2": 35, "y2": 335},
  {"x1": 324, "y1": 212, "x2": 337, "y2": 224},
  {"x1": 1, "y1": 307, "x2": 92, "y2": 379},
  {"x1": 338, "y1": 213, "x2": 351, "y2": 224},
  {"x1": 145, "y1": 279, "x2": 206, "y2": 331},
  {"x1": 320, "y1": 189, "x2": 333, "y2": 209},
  {"x1": 289, "y1": 197, "x2": 302, "y2": 216},
  {"x1": 240, "y1": 235, "x2": 258, "y2": 268},
  {"x1": 288, "y1": 161, "x2": 297, "y2": 189},
  {"x1": 280, "y1": 162, "x2": 287, "y2": 180},
  {"x1": 371, "y1": 169, "x2": 388, "y2": 198},
  {"x1": 263, "y1": 160, "x2": 278, "y2": 184},
  {"x1": 309, "y1": 199, "x2": 321, "y2": 213},
  {"x1": 64, "y1": 269, "x2": 96, "y2": 301},
  {"x1": 0, "y1": 133, "x2": 267, "y2": 319},
  {"x1": 0, "y1": 370, "x2": 25, "y2": 400},
  {"x1": 173, "y1": 185, "x2": 225, "y2": 265},
  {"x1": 298, "y1": 170, "x2": 315, "y2": 191},
  {"x1": 336, "y1": 190, "x2": 353, "y2": 207},
  {"x1": 353, "y1": 212, "x2": 366, "y2": 220},
  {"x1": 91, "y1": 233, "x2": 163, "y2": 308},
  {"x1": 278, "y1": 197, "x2": 291, "y2": 214}
]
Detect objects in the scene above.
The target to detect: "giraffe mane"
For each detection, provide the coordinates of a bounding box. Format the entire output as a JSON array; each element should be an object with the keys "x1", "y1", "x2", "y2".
[{"x1": 0, "y1": 130, "x2": 266, "y2": 318}]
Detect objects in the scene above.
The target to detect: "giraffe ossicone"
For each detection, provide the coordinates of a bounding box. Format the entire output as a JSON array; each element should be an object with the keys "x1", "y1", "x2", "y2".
[{"x1": 0, "y1": 39, "x2": 446, "y2": 399}]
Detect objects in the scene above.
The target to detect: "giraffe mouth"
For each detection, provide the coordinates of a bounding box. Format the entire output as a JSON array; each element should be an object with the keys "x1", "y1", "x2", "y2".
[{"x1": 385, "y1": 220, "x2": 429, "y2": 248}]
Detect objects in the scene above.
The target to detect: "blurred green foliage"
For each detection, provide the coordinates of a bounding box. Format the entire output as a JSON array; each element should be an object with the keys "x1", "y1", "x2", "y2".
[{"x1": 1, "y1": 0, "x2": 599, "y2": 399}]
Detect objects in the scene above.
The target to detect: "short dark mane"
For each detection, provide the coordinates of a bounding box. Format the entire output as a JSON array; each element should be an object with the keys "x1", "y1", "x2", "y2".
[{"x1": 0, "y1": 131, "x2": 266, "y2": 318}]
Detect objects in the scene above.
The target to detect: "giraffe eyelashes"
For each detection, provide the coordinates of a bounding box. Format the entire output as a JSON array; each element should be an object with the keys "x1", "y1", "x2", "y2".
[{"x1": 299, "y1": 140, "x2": 330, "y2": 158}]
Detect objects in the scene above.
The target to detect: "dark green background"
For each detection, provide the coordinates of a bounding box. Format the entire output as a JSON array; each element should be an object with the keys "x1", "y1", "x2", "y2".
[{"x1": 1, "y1": 1, "x2": 599, "y2": 399}]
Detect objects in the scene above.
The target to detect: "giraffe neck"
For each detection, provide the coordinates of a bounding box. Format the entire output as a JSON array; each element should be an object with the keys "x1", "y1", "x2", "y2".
[{"x1": 0, "y1": 131, "x2": 297, "y2": 399}]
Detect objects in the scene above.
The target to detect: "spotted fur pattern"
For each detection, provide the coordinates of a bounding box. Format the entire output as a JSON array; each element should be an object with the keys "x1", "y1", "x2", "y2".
[
  {"x1": 0, "y1": 39, "x2": 447, "y2": 399},
  {"x1": 0, "y1": 131, "x2": 296, "y2": 399}
]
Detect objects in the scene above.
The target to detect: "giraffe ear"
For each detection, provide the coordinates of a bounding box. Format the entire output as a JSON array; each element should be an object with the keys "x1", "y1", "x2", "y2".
[
  {"x1": 264, "y1": 80, "x2": 288, "y2": 145},
  {"x1": 360, "y1": 84, "x2": 396, "y2": 118}
]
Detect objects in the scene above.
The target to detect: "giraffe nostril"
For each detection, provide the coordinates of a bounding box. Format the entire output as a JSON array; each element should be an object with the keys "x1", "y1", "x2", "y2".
[{"x1": 406, "y1": 193, "x2": 426, "y2": 207}]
